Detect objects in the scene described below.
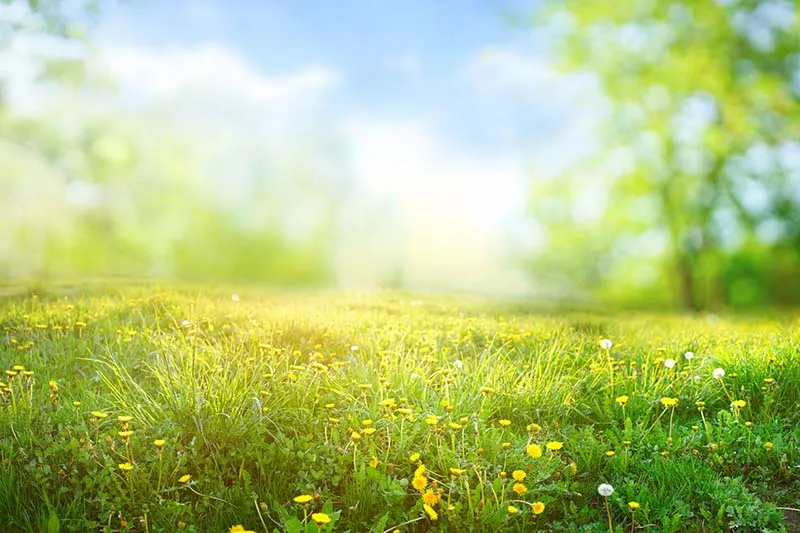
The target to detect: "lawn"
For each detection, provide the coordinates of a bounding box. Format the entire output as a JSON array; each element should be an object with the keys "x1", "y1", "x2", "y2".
[{"x1": 0, "y1": 284, "x2": 798, "y2": 532}]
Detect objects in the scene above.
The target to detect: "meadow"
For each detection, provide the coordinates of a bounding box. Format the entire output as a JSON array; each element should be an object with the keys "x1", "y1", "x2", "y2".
[{"x1": 0, "y1": 284, "x2": 798, "y2": 532}]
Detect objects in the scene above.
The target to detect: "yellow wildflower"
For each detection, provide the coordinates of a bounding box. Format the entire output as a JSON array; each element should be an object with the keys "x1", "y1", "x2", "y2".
[
  {"x1": 179, "y1": 474, "x2": 192, "y2": 483},
  {"x1": 507, "y1": 505, "x2": 518, "y2": 515},
  {"x1": 293, "y1": 494, "x2": 313, "y2": 504},
  {"x1": 526, "y1": 444, "x2": 543, "y2": 458},
  {"x1": 532, "y1": 501, "x2": 545, "y2": 515},
  {"x1": 545, "y1": 441, "x2": 563, "y2": 451},
  {"x1": 118, "y1": 463, "x2": 134, "y2": 471},
  {"x1": 512, "y1": 470, "x2": 526, "y2": 482},
  {"x1": 409, "y1": 452, "x2": 421, "y2": 463},
  {"x1": 660, "y1": 397, "x2": 678, "y2": 408},
  {"x1": 512, "y1": 482, "x2": 527, "y2": 495},
  {"x1": 628, "y1": 501, "x2": 640, "y2": 510},
  {"x1": 422, "y1": 489, "x2": 438, "y2": 505},
  {"x1": 311, "y1": 513, "x2": 331, "y2": 525},
  {"x1": 616, "y1": 395, "x2": 629, "y2": 406},
  {"x1": 423, "y1": 503, "x2": 438, "y2": 520}
]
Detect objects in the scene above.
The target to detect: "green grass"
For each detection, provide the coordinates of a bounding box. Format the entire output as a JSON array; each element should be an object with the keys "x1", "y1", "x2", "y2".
[{"x1": 1, "y1": 284, "x2": 799, "y2": 532}]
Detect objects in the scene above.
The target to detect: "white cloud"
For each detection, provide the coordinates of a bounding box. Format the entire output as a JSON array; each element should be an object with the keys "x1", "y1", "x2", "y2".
[
  {"x1": 98, "y1": 42, "x2": 341, "y2": 106},
  {"x1": 465, "y1": 47, "x2": 560, "y2": 98},
  {"x1": 462, "y1": 46, "x2": 609, "y2": 177}
]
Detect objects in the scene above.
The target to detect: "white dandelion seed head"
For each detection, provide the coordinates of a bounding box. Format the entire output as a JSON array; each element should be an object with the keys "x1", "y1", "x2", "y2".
[
  {"x1": 598, "y1": 483, "x2": 614, "y2": 497},
  {"x1": 181, "y1": 319, "x2": 191, "y2": 328},
  {"x1": 600, "y1": 339, "x2": 613, "y2": 350},
  {"x1": 231, "y1": 294, "x2": 239, "y2": 302},
  {"x1": 664, "y1": 358, "x2": 676, "y2": 369},
  {"x1": 684, "y1": 351, "x2": 694, "y2": 360},
  {"x1": 350, "y1": 345, "x2": 359, "y2": 352},
  {"x1": 713, "y1": 367, "x2": 725, "y2": 379},
  {"x1": 454, "y1": 359, "x2": 463, "y2": 370}
]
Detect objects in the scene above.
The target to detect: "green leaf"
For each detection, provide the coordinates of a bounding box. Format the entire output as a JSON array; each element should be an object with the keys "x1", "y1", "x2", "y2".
[{"x1": 46, "y1": 510, "x2": 60, "y2": 533}]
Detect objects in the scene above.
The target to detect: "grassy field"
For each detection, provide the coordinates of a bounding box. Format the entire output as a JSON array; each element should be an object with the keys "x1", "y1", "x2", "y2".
[{"x1": 0, "y1": 284, "x2": 799, "y2": 532}]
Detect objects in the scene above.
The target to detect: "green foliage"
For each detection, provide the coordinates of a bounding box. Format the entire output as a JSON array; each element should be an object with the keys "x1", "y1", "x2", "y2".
[{"x1": 530, "y1": 0, "x2": 800, "y2": 310}]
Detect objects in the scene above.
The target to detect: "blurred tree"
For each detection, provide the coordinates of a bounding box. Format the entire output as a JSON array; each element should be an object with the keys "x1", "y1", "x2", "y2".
[{"x1": 530, "y1": 0, "x2": 800, "y2": 309}]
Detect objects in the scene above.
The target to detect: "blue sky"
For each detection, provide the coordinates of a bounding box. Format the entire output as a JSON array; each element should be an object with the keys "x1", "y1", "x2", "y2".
[{"x1": 95, "y1": 0, "x2": 561, "y2": 151}]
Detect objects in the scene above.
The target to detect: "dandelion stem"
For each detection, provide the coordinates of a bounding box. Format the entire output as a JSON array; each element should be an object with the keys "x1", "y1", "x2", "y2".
[{"x1": 604, "y1": 497, "x2": 614, "y2": 533}]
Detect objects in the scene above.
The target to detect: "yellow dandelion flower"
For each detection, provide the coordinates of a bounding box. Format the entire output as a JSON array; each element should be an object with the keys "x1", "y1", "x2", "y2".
[
  {"x1": 423, "y1": 503, "x2": 438, "y2": 521},
  {"x1": 480, "y1": 386, "x2": 494, "y2": 394},
  {"x1": 153, "y1": 439, "x2": 165, "y2": 447},
  {"x1": 48, "y1": 380, "x2": 58, "y2": 389},
  {"x1": 118, "y1": 462, "x2": 134, "y2": 471},
  {"x1": 422, "y1": 489, "x2": 438, "y2": 505},
  {"x1": 293, "y1": 494, "x2": 313, "y2": 504},
  {"x1": 449, "y1": 422, "x2": 463, "y2": 430},
  {"x1": 512, "y1": 470, "x2": 526, "y2": 482},
  {"x1": 660, "y1": 397, "x2": 678, "y2": 408},
  {"x1": 363, "y1": 427, "x2": 376, "y2": 435},
  {"x1": 449, "y1": 468, "x2": 467, "y2": 476},
  {"x1": 311, "y1": 513, "x2": 331, "y2": 525},
  {"x1": 118, "y1": 430, "x2": 134, "y2": 438},
  {"x1": 502, "y1": 441, "x2": 511, "y2": 449},
  {"x1": 412, "y1": 475, "x2": 428, "y2": 491},
  {"x1": 512, "y1": 482, "x2": 527, "y2": 495},
  {"x1": 396, "y1": 407, "x2": 413, "y2": 416},
  {"x1": 72, "y1": 401, "x2": 81, "y2": 407},
  {"x1": 379, "y1": 398, "x2": 396, "y2": 407},
  {"x1": 117, "y1": 415, "x2": 133, "y2": 423},
  {"x1": 414, "y1": 464, "x2": 426, "y2": 477},
  {"x1": 731, "y1": 399, "x2": 746, "y2": 408},
  {"x1": 229, "y1": 526, "x2": 255, "y2": 533},
  {"x1": 545, "y1": 441, "x2": 563, "y2": 451},
  {"x1": 361, "y1": 419, "x2": 373, "y2": 426},
  {"x1": 91, "y1": 411, "x2": 108, "y2": 419},
  {"x1": 765, "y1": 441, "x2": 773, "y2": 451},
  {"x1": 369, "y1": 456, "x2": 379, "y2": 468},
  {"x1": 533, "y1": 501, "x2": 545, "y2": 515},
  {"x1": 409, "y1": 452, "x2": 421, "y2": 463},
  {"x1": 351, "y1": 431, "x2": 362, "y2": 441},
  {"x1": 507, "y1": 505, "x2": 518, "y2": 515},
  {"x1": 526, "y1": 444, "x2": 542, "y2": 458},
  {"x1": 628, "y1": 501, "x2": 640, "y2": 510},
  {"x1": 179, "y1": 474, "x2": 192, "y2": 483},
  {"x1": 425, "y1": 415, "x2": 439, "y2": 426},
  {"x1": 499, "y1": 419, "x2": 511, "y2": 427},
  {"x1": 527, "y1": 423, "x2": 542, "y2": 433},
  {"x1": 615, "y1": 395, "x2": 629, "y2": 406},
  {"x1": 328, "y1": 418, "x2": 340, "y2": 424},
  {"x1": 606, "y1": 450, "x2": 615, "y2": 457}
]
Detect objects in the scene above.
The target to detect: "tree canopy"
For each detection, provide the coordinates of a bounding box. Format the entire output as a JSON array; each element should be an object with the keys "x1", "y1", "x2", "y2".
[{"x1": 531, "y1": 0, "x2": 800, "y2": 309}]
